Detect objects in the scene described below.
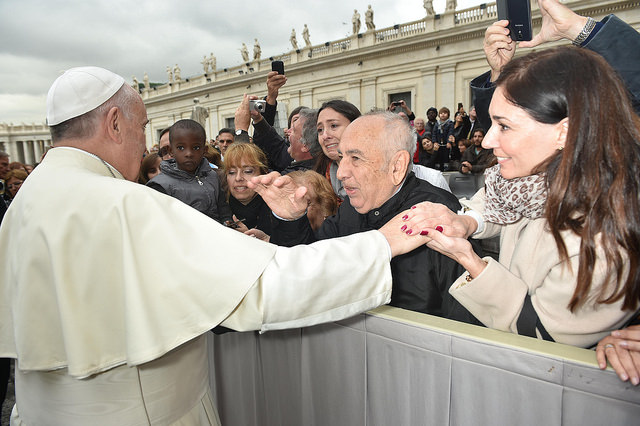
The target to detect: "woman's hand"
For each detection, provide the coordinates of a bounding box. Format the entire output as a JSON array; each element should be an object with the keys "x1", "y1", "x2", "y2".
[
  {"x1": 402, "y1": 202, "x2": 478, "y2": 238},
  {"x1": 519, "y1": 0, "x2": 589, "y2": 49},
  {"x1": 596, "y1": 325, "x2": 640, "y2": 385}
]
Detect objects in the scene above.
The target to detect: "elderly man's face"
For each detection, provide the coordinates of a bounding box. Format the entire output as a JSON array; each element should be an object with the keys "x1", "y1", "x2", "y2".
[
  {"x1": 336, "y1": 117, "x2": 399, "y2": 214},
  {"x1": 287, "y1": 116, "x2": 308, "y2": 161},
  {"x1": 122, "y1": 96, "x2": 149, "y2": 180},
  {"x1": 0, "y1": 156, "x2": 9, "y2": 179}
]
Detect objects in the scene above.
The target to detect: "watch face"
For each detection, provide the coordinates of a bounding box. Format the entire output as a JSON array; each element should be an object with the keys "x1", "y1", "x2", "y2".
[{"x1": 235, "y1": 130, "x2": 242, "y2": 135}]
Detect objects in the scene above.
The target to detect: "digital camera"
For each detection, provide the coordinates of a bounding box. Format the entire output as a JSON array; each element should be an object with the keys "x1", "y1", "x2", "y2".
[{"x1": 250, "y1": 100, "x2": 267, "y2": 113}]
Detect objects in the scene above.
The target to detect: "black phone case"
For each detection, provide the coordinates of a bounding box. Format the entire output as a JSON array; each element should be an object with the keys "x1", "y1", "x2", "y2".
[
  {"x1": 271, "y1": 61, "x2": 285, "y2": 75},
  {"x1": 497, "y1": 0, "x2": 532, "y2": 41}
]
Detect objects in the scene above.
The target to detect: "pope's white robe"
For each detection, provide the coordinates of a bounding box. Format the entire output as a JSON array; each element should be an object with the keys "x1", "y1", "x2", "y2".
[{"x1": 0, "y1": 147, "x2": 393, "y2": 425}]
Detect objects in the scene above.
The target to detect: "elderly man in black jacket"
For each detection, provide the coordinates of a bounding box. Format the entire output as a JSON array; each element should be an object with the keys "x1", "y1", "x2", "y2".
[{"x1": 251, "y1": 111, "x2": 478, "y2": 319}]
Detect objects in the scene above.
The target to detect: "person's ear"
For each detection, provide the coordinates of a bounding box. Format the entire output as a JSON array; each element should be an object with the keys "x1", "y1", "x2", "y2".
[
  {"x1": 556, "y1": 117, "x2": 569, "y2": 150},
  {"x1": 390, "y1": 151, "x2": 410, "y2": 186},
  {"x1": 105, "y1": 106, "x2": 122, "y2": 144},
  {"x1": 300, "y1": 143, "x2": 309, "y2": 153}
]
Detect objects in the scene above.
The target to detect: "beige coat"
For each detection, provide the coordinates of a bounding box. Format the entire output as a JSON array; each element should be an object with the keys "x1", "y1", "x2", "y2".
[{"x1": 452, "y1": 188, "x2": 636, "y2": 348}]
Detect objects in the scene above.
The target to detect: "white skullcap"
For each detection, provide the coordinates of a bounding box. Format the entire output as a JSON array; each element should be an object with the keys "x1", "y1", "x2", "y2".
[{"x1": 46, "y1": 66, "x2": 126, "y2": 126}]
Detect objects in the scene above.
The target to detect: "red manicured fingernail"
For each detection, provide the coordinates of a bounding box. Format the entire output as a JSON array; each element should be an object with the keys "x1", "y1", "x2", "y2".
[
  {"x1": 401, "y1": 225, "x2": 407, "y2": 231},
  {"x1": 402, "y1": 215, "x2": 408, "y2": 220},
  {"x1": 436, "y1": 226, "x2": 443, "y2": 233},
  {"x1": 406, "y1": 229, "x2": 412, "y2": 235},
  {"x1": 411, "y1": 205, "x2": 416, "y2": 209},
  {"x1": 420, "y1": 230, "x2": 429, "y2": 236}
]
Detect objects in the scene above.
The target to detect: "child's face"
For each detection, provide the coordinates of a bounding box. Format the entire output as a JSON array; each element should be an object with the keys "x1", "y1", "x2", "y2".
[
  {"x1": 458, "y1": 142, "x2": 467, "y2": 154},
  {"x1": 439, "y1": 111, "x2": 449, "y2": 121},
  {"x1": 171, "y1": 129, "x2": 205, "y2": 174}
]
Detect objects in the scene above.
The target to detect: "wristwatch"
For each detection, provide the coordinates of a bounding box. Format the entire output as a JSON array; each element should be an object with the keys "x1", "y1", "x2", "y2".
[{"x1": 235, "y1": 129, "x2": 247, "y2": 136}]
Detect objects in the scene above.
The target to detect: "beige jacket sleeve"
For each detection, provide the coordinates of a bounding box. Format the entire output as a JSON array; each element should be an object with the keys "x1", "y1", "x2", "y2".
[{"x1": 449, "y1": 219, "x2": 635, "y2": 348}]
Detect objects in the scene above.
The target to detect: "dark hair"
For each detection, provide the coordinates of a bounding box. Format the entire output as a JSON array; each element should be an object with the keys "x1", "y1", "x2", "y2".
[
  {"x1": 218, "y1": 127, "x2": 234, "y2": 136},
  {"x1": 288, "y1": 106, "x2": 306, "y2": 128},
  {"x1": 314, "y1": 100, "x2": 361, "y2": 175},
  {"x1": 318, "y1": 100, "x2": 361, "y2": 122},
  {"x1": 472, "y1": 128, "x2": 485, "y2": 137},
  {"x1": 427, "y1": 107, "x2": 438, "y2": 115},
  {"x1": 159, "y1": 127, "x2": 170, "y2": 139},
  {"x1": 497, "y1": 46, "x2": 640, "y2": 311},
  {"x1": 138, "y1": 153, "x2": 161, "y2": 184},
  {"x1": 169, "y1": 119, "x2": 206, "y2": 145}
]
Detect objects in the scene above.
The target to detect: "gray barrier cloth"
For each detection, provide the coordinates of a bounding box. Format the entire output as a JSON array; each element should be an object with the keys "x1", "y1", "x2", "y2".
[{"x1": 208, "y1": 307, "x2": 640, "y2": 426}]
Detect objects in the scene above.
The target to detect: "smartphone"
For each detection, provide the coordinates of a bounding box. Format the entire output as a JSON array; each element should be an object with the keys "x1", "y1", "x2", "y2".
[
  {"x1": 271, "y1": 61, "x2": 285, "y2": 75},
  {"x1": 497, "y1": 0, "x2": 532, "y2": 41}
]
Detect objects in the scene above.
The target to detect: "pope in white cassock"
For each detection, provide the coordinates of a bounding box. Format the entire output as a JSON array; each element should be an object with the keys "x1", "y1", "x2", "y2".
[{"x1": 0, "y1": 67, "x2": 429, "y2": 425}]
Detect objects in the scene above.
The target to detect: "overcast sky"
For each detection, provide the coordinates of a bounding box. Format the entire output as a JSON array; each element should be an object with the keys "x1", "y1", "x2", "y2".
[{"x1": 1, "y1": 0, "x2": 485, "y2": 124}]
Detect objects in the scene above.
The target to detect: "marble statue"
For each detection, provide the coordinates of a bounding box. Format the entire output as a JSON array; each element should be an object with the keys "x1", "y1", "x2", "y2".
[
  {"x1": 365, "y1": 5, "x2": 375, "y2": 30},
  {"x1": 166, "y1": 66, "x2": 173, "y2": 83},
  {"x1": 290, "y1": 28, "x2": 298, "y2": 50},
  {"x1": 132, "y1": 76, "x2": 140, "y2": 93},
  {"x1": 201, "y1": 55, "x2": 210, "y2": 74},
  {"x1": 253, "y1": 39, "x2": 261, "y2": 61},
  {"x1": 190, "y1": 98, "x2": 208, "y2": 128},
  {"x1": 209, "y1": 52, "x2": 216, "y2": 71},
  {"x1": 173, "y1": 64, "x2": 182, "y2": 82},
  {"x1": 240, "y1": 43, "x2": 249, "y2": 62},
  {"x1": 143, "y1": 72, "x2": 150, "y2": 90},
  {"x1": 302, "y1": 24, "x2": 311, "y2": 47},
  {"x1": 424, "y1": 0, "x2": 435, "y2": 16},
  {"x1": 446, "y1": 0, "x2": 457, "y2": 11},
  {"x1": 352, "y1": 10, "x2": 361, "y2": 35}
]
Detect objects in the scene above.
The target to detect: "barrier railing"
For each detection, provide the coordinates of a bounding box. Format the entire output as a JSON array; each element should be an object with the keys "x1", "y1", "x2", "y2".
[{"x1": 209, "y1": 306, "x2": 640, "y2": 425}]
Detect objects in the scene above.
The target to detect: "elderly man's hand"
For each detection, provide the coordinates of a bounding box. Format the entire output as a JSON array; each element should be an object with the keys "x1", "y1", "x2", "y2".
[
  {"x1": 484, "y1": 20, "x2": 516, "y2": 82},
  {"x1": 235, "y1": 94, "x2": 264, "y2": 131},
  {"x1": 379, "y1": 210, "x2": 432, "y2": 258},
  {"x1": 248, "y1": 172, "x2": 308, "y2": 220},
  {"x1": 266, "y1": 71, "x2": 287, "y2": 105},
  {"x1": 596, "y1": 325, "x2": 640, "y2": 386},
  {"x1": 400, "y1": 201, "x2": 478, "y2": 238}
]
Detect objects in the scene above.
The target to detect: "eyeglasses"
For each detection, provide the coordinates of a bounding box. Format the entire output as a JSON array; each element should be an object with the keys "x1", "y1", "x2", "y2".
[
  {"x1": 7, "y1": 181, "x2": 23, "y2": 189},
  {"x1": 159, "y1": 147, "x2": 171, "y2": 157}
]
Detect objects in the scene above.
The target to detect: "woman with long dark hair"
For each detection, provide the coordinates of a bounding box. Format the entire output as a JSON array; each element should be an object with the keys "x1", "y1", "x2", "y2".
[
  {"x1": 402, "y1": 44, "x2": 640, "y2": 347},
  {"x1": 314, "y1": 100, "x2": 361, "y2": 200}
]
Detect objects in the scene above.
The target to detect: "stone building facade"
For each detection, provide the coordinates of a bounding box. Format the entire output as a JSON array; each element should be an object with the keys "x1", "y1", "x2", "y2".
[{"x1": 1, "y1": 0, "x2": 639, "y2": 160}]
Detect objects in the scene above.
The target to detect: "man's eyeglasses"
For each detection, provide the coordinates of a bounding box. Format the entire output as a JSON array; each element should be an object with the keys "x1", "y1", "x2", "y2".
[
  {"x1": 159, "y1": 147, "x2": 171, "y2": 157},
  {"x1": 7, "y1": 182, "x2": 22, "y2": 189}
]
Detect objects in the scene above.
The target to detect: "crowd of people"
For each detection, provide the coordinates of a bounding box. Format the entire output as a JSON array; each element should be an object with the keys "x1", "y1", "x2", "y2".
[{"x1": 1, "y1": 0, "x2": 640, "y2": 423}]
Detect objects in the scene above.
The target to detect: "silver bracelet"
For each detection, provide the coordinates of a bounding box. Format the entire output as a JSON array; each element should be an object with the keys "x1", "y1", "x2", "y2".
[{"x1": 573, "y1": 17, "x2": 596, "y2": 46}]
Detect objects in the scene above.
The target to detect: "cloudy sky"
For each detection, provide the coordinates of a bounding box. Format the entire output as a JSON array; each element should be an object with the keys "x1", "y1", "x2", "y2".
[{"x1": 1, "y1": 0, "x2": 485, "y2": 124}]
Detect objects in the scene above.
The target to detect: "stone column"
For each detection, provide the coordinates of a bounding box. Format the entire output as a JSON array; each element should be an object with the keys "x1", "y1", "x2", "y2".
[
  {"x1": 347, "y1": 81, "x2": 361, "y2": 108},
  {"x1": 300, "y1": 89, "x2": 313, "y2": 109},
  {"x1": 33, "y1": 140, "x2": 43, "y2": 163},
  {"x1": 419, "y1": 67, "x2": 437, "y2": 115},
  {"x1": 361, "y1": 78, "x2": 377, "y2": 112},
  {"x1": 439, "y1": 64, "x2": 457, "y2": 112},
  {"x1": 25, "y1": 140, "x2": 36, "y2": 165}
]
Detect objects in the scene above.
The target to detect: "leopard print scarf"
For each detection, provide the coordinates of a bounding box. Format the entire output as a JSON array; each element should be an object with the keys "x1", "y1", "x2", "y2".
[{"x1": 483, "y1": 165, "x2": 547, "y2": 224}]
